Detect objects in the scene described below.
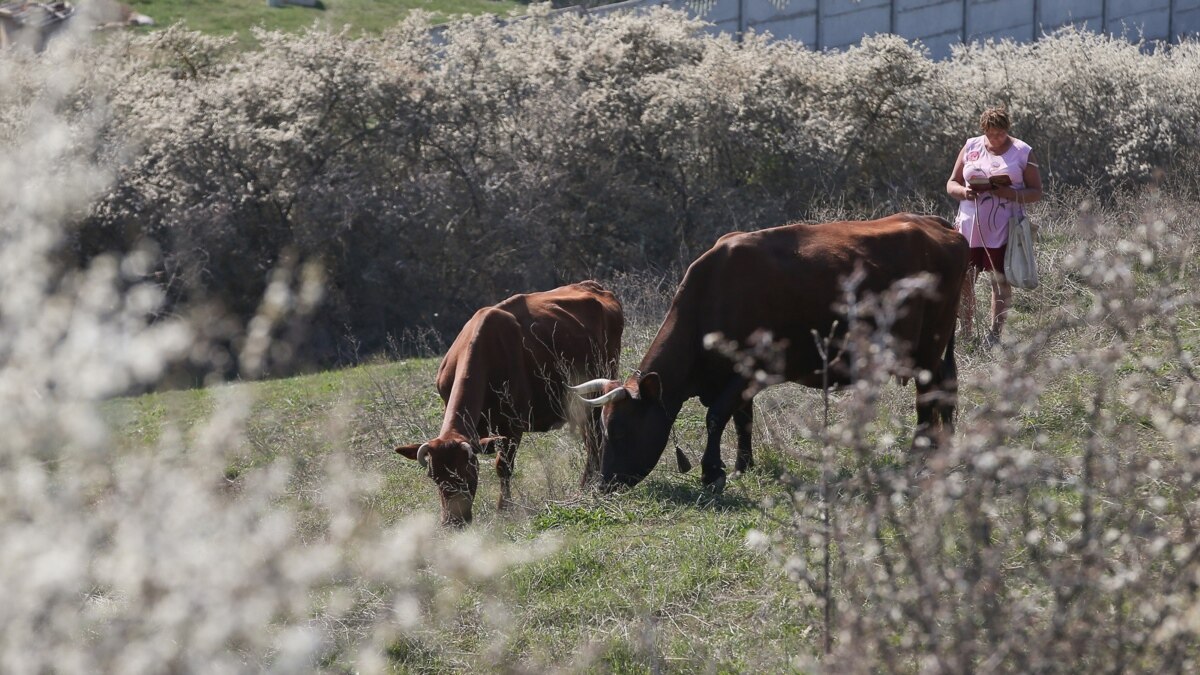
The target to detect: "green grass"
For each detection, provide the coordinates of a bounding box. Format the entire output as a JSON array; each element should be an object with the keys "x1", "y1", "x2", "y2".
[
  {"x1": 125, "y1": 0, "x2": 529, "y2": 44},
  {"x1": 102, "y1": 353, "x2": 823, "y2": 671},
  {"x1": 503, "y1": 507, "x2": 813, "y2": 671}
]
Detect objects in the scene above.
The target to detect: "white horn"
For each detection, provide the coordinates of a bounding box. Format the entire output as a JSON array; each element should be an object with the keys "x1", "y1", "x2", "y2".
[
  {"x1": 581, "y1": 387, "x2": 629, "y2": 407},
  {"x1": 569, "y1": 378, "x2": 613, "y2": 395},
  {"x1": 416, "y1": 443, "x2": 431, "y2": 468}
]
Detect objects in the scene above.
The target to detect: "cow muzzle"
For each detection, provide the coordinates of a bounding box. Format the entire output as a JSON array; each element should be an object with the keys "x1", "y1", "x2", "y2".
[
  {"x1": 599, "y1": 470, "x2": 643, "y2": 492},
  {"x1": 441, "y1": 493, "x2": 473, "y2": 527}
]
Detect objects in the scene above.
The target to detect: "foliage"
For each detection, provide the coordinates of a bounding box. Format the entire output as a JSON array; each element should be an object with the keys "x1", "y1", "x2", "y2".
[
  {"x1": 5, "y1": 14, "x2": 1197, "y2": 369},
  {"x1": 747, "y1": 189, "x2": 1200, "y2": 671}
]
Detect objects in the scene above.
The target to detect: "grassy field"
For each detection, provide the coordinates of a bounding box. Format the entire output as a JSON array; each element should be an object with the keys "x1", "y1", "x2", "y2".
[
  {"x1": 103, "y1": 352, "x2": 822, "y2": 670},
  {"x1": 123, "y1": 0, "x2": 529, "y2": 42}
]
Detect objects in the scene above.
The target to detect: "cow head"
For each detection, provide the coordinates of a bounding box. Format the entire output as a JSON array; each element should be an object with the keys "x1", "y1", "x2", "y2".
[
  {"x1": 573, "y1": 373, "x2": 672, "y2": 490},
  {"x1": 395, "y1": 435, "x2": 503, "y2": 527}
]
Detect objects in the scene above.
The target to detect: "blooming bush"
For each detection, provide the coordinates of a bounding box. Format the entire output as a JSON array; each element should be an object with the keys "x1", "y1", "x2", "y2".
[
  {"x1": 0, "y1": 36, "x2": 549, "y2": 673},
  {"x1": 5, "y1": 11, "x2": 1187, "y2": 368},
  {"x1": 745, "y1": 189, "x2": 1200, "y2": 671}
]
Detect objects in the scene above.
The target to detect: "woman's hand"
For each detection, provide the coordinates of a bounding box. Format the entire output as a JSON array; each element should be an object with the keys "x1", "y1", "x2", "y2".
[{"x1": 995, "y1": 186, "x2": 1019, "y2": 201}]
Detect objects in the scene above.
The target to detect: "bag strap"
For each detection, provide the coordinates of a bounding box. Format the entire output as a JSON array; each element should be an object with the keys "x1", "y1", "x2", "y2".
[{"x1": 1011, "y1": 156, "x2": 1037, "y2": 240}]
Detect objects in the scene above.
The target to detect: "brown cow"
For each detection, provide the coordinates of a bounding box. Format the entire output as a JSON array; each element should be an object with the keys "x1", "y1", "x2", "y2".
[
  {"x1": 573, "y1": 214, "x2": 968, "y2": 493},
  {"x1": 396, "y1": 281, "x2": 623, "y2": 526}
]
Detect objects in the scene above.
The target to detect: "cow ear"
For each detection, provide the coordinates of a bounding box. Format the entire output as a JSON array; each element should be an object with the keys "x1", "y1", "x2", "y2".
[
  {"x1": 395, "y1": 443, "x2": 422, "y2": 460},
  {"x1": 477, "y1": 437, "x2": 507, "y2": 455},
  {"x1": 638, "y1": 372, "x2": 662, "y2": 401}
]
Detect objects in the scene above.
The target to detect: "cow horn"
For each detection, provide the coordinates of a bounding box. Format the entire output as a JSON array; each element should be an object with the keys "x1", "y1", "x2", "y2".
[
  {"x1": 580, "y1": 387, "x2": 628, "y2": 407},
  {"x1": 568, "y1": 378, "x2": 613, "y2": 395},
  {"x1": 416, "y1": 443, "x2": 431, "y2": 468}
]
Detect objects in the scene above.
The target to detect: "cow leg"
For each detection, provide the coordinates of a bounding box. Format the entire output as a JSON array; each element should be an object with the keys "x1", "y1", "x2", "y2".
[
  {"x1": 938, "y1": 330, "x2": 959, "y2": 432},
  {"x1": 733, "y1": 399, "x2": 754, "y2": 473},
  {"x1": 914, "y1": 310, "x2": 961, "y2": 453},
  {"x1": 702, "y1": 377, "x2": 747, "y2": 494},
  {"x1": 495, "y1": 434, "x2": 520, "y2": 510},
  {"x1": 914, "y1": 371, "x2": 955, "y2": 452},
  {"x1": 914, "y1": 380, "x2": 938, "y2": 450},
  {"x1": 580, "y1": 407, "x2": 603, "y2": 489}
]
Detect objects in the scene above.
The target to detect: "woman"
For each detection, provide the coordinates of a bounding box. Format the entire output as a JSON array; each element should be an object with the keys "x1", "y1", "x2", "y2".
[{"x1": 947, "y1": 106, "x2": 1043, "y2": 348}]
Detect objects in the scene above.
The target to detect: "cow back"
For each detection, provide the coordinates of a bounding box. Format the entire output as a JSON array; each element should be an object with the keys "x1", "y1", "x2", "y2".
[
  {"x1": 661, "y1": 214, "x2": 967, "y2": 393},
  {"x1": 437, "y1": 281, "x2": 624, "y2": 437}
]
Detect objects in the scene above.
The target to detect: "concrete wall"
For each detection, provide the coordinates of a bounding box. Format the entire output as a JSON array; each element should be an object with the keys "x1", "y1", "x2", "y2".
[{"x1": 584, "y1": 0, "x2": 1200, "y2": 58}]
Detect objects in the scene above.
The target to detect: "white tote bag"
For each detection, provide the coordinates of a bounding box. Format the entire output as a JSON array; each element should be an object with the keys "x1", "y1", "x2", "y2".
[{"x1": 1004, "y1": 214, "x2": 1039, "y2": 290}]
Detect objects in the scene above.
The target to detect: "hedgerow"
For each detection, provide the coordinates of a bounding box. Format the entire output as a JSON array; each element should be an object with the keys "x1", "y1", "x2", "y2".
[{"x1": 5, "y1": 9, "x2": 1194, "y2": 368}]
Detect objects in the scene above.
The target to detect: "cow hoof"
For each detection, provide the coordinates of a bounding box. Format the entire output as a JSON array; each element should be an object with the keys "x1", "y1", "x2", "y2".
[
  {"x1": 735, "y1": 457, "x2": 755, "y2": 473},
  {"x1": 910, "y1": 432, "x2": 937, "y2": 453},
  {"x1": 702, "y1": 472, "x2": 727, "y2": 495}
]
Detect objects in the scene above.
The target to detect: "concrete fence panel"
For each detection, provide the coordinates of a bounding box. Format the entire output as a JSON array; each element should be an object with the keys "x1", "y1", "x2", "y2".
[
  {"x1": 588, "y1": 0, "x2": 1200, "y2": 58},
  {"x1": 1037, "y1": 0, "x2": 1103, "y2": 33},
  {"x1": 894, "y1": 0, "x2": 963, "y2": 57},
  {"x1": 818, "y1": 0, "x2": 891, "y2": 49},
  {"x1": 964, "y1": 0, "x2": 1035, "y2": 43},
  {"x1": 744, "y1": 0, "x2": 818, "y2": 43}
]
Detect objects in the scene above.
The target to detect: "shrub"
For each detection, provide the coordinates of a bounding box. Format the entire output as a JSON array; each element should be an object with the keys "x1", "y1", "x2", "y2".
[
  {"x1": 747, "y1": 189, "x2": 1200, "y2": 672},
  {"x1": 0, "y1": 36, "x2": 548, "y2": 672},
  {"x1": 9, "y1": 10, "x2": 1200, "y2": 372}
]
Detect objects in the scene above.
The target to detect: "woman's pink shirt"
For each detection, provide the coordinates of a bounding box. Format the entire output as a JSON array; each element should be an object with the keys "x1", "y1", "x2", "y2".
[{"x1": 954, "y1": 135, "x2": 1031, "y2": 249}]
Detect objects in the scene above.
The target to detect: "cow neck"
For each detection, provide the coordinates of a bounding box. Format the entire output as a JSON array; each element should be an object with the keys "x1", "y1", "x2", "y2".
[
  {"x1": 438, "y1": 350, "x2": 490, "y2": 440},
  {"x1": 635, "y1": 311, "x2": 694, "y2": 422}
]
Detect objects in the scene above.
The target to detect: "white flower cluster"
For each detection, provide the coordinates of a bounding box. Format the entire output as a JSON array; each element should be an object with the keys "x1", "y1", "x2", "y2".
[
  {"x1": 746, "y1": 188, "x2": 1200, "y2": 670},
  {"x1": 6, "y1": 13, "x2": 1193, "y2": 365},
  {"x1": 0, "y1": 35, "x2": 545, "y2": 673}
]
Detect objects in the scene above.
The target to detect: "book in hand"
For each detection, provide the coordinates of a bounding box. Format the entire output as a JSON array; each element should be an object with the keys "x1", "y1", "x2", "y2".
[
  {"x1": 965, "y1": 168, "x2": 994, "y2": 191},
  {"x1": 965, "y1": 171, "x2": 1011, "y2": 192},
  {"x1": 967, "y1": 176, "x2": 994, "y2": 190}
]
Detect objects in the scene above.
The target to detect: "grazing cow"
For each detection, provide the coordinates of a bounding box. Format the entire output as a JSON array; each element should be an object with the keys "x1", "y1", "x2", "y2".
[
  {"x1": 396, "y1": 281, "x2": 623, "y2": 526},
  {"x1": 573, "y1": 214, "x2": 968, "y2": 493}
]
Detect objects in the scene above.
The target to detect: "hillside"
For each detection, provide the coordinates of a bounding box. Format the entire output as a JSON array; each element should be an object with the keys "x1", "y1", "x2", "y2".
[{"x1": 124, "y1": 0, "x2": 528, "y2": 40}]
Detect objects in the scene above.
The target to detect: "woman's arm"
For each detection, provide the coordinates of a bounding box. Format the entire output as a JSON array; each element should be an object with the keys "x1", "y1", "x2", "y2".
[
  {"x1": 996, "y1": 150, "x2": 1043, "y2": 204},
  {"x1": 946, "y1": 146, "x2": 975, "y2": 201}
]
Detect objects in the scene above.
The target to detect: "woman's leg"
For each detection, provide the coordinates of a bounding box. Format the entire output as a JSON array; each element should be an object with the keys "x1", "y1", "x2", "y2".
[{"x1": 988, "y1": 271, "x2": 1012, "y2": 340}]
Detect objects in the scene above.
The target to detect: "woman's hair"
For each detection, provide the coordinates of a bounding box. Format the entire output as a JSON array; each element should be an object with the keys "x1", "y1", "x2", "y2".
[{"x1": 979, "y1": 106, "x2": 1011, "y2": 132}]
